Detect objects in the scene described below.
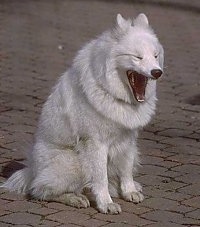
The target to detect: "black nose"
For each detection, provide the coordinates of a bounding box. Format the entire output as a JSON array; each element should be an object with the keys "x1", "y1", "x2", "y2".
[{"x1": 151, "y1": 69, "x2": 163, "y2": 79}]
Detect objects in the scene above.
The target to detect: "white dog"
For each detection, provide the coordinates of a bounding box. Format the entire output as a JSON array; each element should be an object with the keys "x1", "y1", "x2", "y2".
[{"x1": 2, "y1": 13, "x2": 164, "y2": 214}]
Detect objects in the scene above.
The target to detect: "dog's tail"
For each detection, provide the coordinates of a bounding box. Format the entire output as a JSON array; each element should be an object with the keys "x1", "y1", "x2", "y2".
[{"x1": 0, "y1": 168, "x2": 30, "y2": 194}]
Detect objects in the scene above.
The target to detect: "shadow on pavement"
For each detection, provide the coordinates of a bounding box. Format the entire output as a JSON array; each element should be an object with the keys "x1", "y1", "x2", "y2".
[
  {"x1": 1, "y1": 161, "x2": 25, "y2": 178},
  {"x1": 186, "y1": 94, "x2": 200, "y2": 105}
]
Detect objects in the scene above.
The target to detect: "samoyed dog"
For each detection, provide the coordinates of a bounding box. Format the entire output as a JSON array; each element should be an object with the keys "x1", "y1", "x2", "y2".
[{"x1": 2, "y1": 14, "x2": 164, "y2": 214}]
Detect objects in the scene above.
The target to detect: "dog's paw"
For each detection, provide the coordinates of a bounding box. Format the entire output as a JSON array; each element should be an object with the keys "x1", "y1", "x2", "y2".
[
  {"x1": 133, "y1": 180, "x2": 143, "y2": 192},
  {"x1": 123, "y1": 191, "x2": 144, "y2": 203},
  {"x1": 98, "y1": 202, "x2": 122, "y2": 214},
  {"x1": 63, "y1": 194, "x2": 90, "y2": 208}
]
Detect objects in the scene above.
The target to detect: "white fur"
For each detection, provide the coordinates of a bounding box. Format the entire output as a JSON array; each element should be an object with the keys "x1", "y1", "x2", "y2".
[{"x1": 1, "y1": 14, "x2": 164, "y2": 214}]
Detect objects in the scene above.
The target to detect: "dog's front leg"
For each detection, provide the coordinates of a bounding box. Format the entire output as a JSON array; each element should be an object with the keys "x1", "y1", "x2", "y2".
[
  {"x1": 117, "y1": 146, "x2": 144, "y2": 203},
  {"x1": 108, "y1": 139, "x2": 144, "y2": 203},
  {"x1": 85, "y1": 141, "x2": 121, "y2": 214}
]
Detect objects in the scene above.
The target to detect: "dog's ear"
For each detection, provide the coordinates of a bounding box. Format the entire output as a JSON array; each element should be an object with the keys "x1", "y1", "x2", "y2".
[
  {"x1": 116, "y1": 14, "x2": 127, "y2": 29},
  {"x1": 133, "y1": 13, "x2": 149, "y2": 27},
  {"x1": 116, "y1": 14, "x2": 131, "y2": 31}
]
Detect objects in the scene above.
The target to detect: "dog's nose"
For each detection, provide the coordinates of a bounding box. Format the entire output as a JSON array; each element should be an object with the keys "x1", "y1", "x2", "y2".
[{"x1": 151, "y1": 69, "x2": 163, "y2": 79}]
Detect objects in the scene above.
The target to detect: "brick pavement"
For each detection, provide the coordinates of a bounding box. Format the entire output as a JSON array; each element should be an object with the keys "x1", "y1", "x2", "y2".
[{"x1": 0, "y1": 0, "x2": 200, "y2": 226}]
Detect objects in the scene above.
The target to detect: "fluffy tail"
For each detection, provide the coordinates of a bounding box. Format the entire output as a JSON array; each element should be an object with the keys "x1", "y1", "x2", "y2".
[{"x1": 0, "y1": 168, "x2": 30, "y2": 194}]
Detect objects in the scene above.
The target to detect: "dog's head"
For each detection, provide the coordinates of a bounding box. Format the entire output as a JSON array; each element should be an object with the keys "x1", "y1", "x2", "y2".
[{"x1": 109, "y1": 14, "x2": 164, "y2": 103}]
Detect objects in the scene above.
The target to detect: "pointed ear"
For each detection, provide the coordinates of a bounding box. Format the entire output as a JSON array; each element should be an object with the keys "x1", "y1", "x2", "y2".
[
  {"x1": 116, "y1": 14, "x2": 126, "y2": 29},
  {"x1": 116, "y1": 13, "x2": 131, "y2": 30},
  {"x1": 133, "y1": 13, "x2": 149, "y2": 27}
]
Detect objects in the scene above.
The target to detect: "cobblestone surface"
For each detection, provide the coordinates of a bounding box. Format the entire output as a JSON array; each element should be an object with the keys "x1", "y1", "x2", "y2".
[{"x1": 0, "y1": 0, "x2": 200, "y2": 226}]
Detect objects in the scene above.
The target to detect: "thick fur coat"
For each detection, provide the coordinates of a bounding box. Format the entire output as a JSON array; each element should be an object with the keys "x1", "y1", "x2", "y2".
[{"x1": 2, "y1": 14, "x2": 164, "y2": 214}]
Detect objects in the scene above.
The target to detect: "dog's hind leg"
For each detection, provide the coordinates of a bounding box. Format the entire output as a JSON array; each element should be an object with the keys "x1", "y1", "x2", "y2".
[
  {"x1": 28, "y1": 148, "x2": 90, "y2": 208},
  {"x1": 45, "y1": 193, "x2": 90, "y2": 208},
  {"x1": 30, "y1": 170, "x2": 90, "y2": 208}
]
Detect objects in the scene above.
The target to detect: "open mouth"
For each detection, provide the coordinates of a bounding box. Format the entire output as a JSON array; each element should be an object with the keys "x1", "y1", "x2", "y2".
[{"x1": 127, "y1": 70, "x2": 149, "y2": 103}]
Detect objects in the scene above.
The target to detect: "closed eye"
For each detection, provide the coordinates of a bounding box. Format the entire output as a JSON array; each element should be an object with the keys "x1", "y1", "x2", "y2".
[
  {"x1": 117, "y1": 54, "x2": 143, "y2": 60},
  {"x1": 135, "y1": 56, "x2": 143, "y2": 60}
]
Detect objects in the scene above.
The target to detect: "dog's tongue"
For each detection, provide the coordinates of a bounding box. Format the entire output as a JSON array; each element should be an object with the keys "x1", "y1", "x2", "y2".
[{"x1": 127, "y1": 70, "x2": 148, "y2": 102}]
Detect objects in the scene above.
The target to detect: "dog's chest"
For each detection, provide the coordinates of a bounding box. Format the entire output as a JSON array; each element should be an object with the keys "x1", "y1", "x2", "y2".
[{"x1": 96, "y1": 117, "x2": 135, "y2": 146}]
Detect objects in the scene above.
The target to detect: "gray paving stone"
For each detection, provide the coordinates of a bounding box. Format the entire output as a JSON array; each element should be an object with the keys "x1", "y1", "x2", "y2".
[
  {"x1": 78, "y1": 218, "x2": 109, "y2": 227},
  {"x1": 94, "y1": 212, "x2": 153, "y2": 226},
  {"x1": 185, "y1": 209, "x2": 200, "y2": 220},
  {"x1": 140, "y1": 164, "x2": 167, "y2": 175},
  {"x1": 38, "y1": 219, "x2": 61, "y2": 227},
  {"x1": 3, "y1": 200, "x2": 41, "y2": 212},
  {"x1": 182, "y1": 196, "x2": 200, "y2": 209},
  {"x1": 174, "y1": 217, "x2": 200, "y2": 226},
  {"x1": 141, "y1": 198, "x2": 179, "y2": 211},
  {"x1": 0, "y1": 210, "x2": 11, "y2": 217},
  {"x1": 141, "y1": 156, "x2": 164, "y2": 165},
  {"x1": 141, "y1": 210, "x2": 183, "y2": 223},
  {"x1": 171, "y1": 164, "x2": 200, "y2": 174},
  {"x1": 0, "y1": 192, "x2": 26, "y2": 201},
  {"x1": 45, "y1": 201, "x2": 77, "y2": 211},
  {"x1": 158, "y1": 170, "x2": 182, "y2": 178},
  {"x1": 103, "y1": 223, "x2": 134, "y2": 227},
  {"x1": 135, "y1": 175, "x2": 169, "y2": 187},
  {"x1": 142, "y1": 197, "x2": 194, "y2": 214},
  {"x1": 77, "y1": 206, "x2": 98, "y2": 215},
  {"x1": 0, "y1": 223, "x2": 13, "y2": 227},
  {"x1": 178, "y1": 183, "x2": 200, "y2": 196},
  {"x1": 161, "y1": 137, "x2": 199, "y2": 148},
  {"x1": 156, "y1": 160, "x2": 181, "y2": 169},
  {"x1": 146, "y1": 223, "x2": 183, "y2": 227},
  {"x1": 47, "y1": 210, "x2": 90, "y2": 225},
  {"x1": 166, "y1": 154, "x2": 200, "y2": 165},
  {"x1": 0, "y1": 199, "x2": 10, "y2": 206},
  {"x1": 58, "y1": 224, "x2": 80, "y2": 227},
  {"x1": 0, "y1": 212, "x2": 41, "y2": 225},
  {"x1": 163, "y1": 192, "x2": 192, "y2": 202},
  {"x1": 157, "y1": 128, "x2": 193, "y2": 138},
  {"x1": 117, "y1": 199, "x2": 152, "y2": 215},
  {"x1": 175, "y1": 173, "x2": 200, "y2": 184},
  {"x1": 29, "y1": 207, "x2": 58, "y2": 216},
  {"x1": 163, "y1": 145, "x2": 199, "y2": 157}
]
